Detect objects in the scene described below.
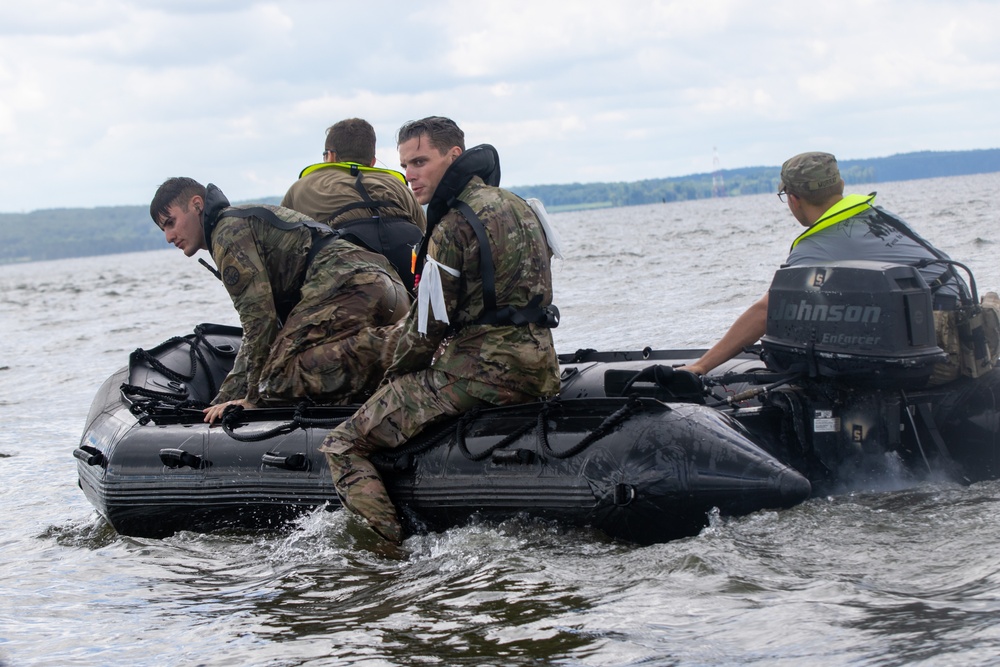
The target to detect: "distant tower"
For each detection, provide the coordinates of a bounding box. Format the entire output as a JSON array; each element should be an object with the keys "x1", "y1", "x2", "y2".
[{"x1": 712, "y1": 146, "x2": 724, "y2": 198}]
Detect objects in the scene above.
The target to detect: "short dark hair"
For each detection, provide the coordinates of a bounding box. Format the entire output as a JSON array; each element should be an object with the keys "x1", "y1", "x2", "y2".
[
  {"x1": 150, "y1": 177, "x2": 206, "y2": 224},
  {"x1": 325, "y1": 118, "x2": 376, "y2": 164},
  {"x1": 396, "y1": 116, "x2": 465, "y2": 153}
]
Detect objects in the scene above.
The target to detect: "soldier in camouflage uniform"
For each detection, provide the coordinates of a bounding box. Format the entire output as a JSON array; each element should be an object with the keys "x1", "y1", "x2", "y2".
[
  {"x1": 682, "y1": 151, "x2": 1000, "y2": 385},
  {"x1": 282, "y1": 118, "x2": 426, "y2": 293},
  {"x1": 281, "y1": 117, "x2": 426, "y2": 233},
  {"x1": 319, "y1": 117, "x2": 561, "y2": 544},
  {"x1": 149, "y1": 177, "x2": 409, "y2": 423}
]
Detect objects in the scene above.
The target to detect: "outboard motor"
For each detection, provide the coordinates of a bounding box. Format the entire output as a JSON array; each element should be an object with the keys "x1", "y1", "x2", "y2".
[
  {"x1": 752, "y1": 261, "x2": 960, "y2": 490},
  {"x1": 761, "y1": 260, "x2": 947, "y2": 389}
]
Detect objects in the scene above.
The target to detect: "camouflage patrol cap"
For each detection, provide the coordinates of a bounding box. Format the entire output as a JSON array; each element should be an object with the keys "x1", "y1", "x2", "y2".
[{"x1": 780, "y1": 152, "x2": 841, "y2": 193}]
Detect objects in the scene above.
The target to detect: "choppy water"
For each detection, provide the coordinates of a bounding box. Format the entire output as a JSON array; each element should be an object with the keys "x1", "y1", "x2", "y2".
[{"x1": 2, "y1": 173, "x2": 1000, "y2": 666}]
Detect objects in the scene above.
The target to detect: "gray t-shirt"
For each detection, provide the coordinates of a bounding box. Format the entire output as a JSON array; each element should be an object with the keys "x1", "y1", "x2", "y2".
[{"x1": 784, "y1": 205, "x2": 963, "y2": 300}]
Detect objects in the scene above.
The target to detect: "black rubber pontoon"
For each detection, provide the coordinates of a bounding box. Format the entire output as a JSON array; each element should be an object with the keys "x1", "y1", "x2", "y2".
[
  {"x1": 75, "y1": 325, "x2": 810, "y2": 543},
  {"x1": 75, "y1": 260, "x2": 1000, "y2": 542}
]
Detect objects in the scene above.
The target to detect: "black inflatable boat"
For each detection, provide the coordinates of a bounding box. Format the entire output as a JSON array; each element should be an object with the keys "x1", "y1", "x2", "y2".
[{"x1": 74, "y1": 260, "x2": 1000, "y2": 543}]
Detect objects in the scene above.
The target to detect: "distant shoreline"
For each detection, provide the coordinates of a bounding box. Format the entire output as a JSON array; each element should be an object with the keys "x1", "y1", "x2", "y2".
[{"x1": 2, "y1": 148, "x2": 999, "y2": 265}]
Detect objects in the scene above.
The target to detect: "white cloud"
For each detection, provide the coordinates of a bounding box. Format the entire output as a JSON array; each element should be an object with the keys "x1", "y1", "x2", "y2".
[{"x1": 1, "y1": 0, "x2": 999, "y2": 211}]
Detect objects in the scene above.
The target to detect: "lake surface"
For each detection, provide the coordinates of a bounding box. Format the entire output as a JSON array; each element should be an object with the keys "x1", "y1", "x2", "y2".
[{"x1": 2, "y1": 173, "x2": 1000, "y2": 666}]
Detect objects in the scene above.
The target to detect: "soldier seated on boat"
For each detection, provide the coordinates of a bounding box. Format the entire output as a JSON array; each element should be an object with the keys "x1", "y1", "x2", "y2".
[
  {"x1": 318, "y1": 116, "x2": 562, "y2": 545},
  {"x1": 682, "y1": 151, "x2": 1000, "y2": 385},
  {"x1": 149, "y1": 177, "x2": 410, "y2": 423},
  {"x1": 281, "y1": 117, "x2": 426, "y2": 294}
]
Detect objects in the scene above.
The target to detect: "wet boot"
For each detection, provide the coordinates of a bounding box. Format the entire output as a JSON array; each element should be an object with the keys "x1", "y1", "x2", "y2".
[{"x1": 325, "y1": 452, "x2": 402, "y2": 545}]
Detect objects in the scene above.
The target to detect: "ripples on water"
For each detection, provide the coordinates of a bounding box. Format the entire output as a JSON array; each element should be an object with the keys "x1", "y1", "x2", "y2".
[{"x1": 2, "y1": 173, "x2": 1000, "y2": 666}]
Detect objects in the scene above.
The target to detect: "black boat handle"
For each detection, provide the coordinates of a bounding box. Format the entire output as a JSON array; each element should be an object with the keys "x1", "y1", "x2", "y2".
[
  {"x1": 614, "y1": 483, "x2": 636, "y2": 506},
  {"x1": 491, "y1": 449, "x2": 536, "y2": 465},
  {"x1": 159, "y1": 448, "x2": 210, "y2": 469},
  {"x1": 262, "y1": 452, "x2": 310, "y2": 471},
  {"x1": 74, "y1": 445, "x2": 106, "y2": 467}
]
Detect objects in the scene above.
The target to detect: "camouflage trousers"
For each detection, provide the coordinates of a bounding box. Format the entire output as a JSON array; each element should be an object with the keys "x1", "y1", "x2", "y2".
[
  {"x1": 257, "y1": 277, "x2": 408, "y2": 405},
  {"x1": 320, "y1": 369, "x2": 534, "y2": 542},
  {"x1": 259, "y1": 322, "x2": 401, "y2": 405}
]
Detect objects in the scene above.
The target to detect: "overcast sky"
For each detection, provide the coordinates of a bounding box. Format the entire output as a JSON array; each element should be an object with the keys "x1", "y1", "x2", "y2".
[{"x1": 2, "y1": 0, "x2": 998, "y2": 212}]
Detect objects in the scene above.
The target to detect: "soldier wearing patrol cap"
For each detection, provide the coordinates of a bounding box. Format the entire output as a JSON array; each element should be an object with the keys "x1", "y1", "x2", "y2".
[{"x1": 682, "y1": 151, "x2": 997, "y2": 385}]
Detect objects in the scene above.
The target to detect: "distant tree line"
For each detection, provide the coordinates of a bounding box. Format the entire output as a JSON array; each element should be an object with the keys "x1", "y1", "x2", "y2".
[
  {"x1": 2, "y1": 149, "x2": 999, "y2": 264},
  {"x1": 0, "y1": 206, "x2": 168, "y2": 264},
  {"x1": 512, "y1": 148, "x2": 1000, "y2": 211}
]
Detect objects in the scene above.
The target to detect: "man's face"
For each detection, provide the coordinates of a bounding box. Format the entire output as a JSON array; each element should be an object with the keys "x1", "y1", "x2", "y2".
[
  {"x1": 157, "y1": 196, "x2": 206, "y2": 257},
  {"x1": 398, "y1": 134, "x2": 461, "y2": 205}
]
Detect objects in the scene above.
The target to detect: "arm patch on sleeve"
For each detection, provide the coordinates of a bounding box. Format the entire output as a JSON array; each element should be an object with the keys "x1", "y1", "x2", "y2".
[{"x1": 219, "y1": 250, "x2": 259, "y2": 295}]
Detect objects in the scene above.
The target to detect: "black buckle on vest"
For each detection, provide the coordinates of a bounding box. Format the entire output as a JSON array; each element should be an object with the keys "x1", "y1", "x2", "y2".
[{"x1": 477, "y1": 296, "x2": 560, "y2": 328}]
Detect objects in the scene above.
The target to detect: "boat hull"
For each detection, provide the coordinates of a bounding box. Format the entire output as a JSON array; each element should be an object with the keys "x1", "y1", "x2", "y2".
[
  {"x1": 77, "y1": 322, "x2": 1000, "y2": 542},
  {"x1": 75, "y1": 326, "x2": 811, "y2": 543}
]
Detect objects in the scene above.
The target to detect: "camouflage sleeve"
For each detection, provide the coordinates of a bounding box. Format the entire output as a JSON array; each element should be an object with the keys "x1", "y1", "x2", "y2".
[
  {"x1": 211, "y1": 217, "x2": 280, "y2": 405},
  {"x1": 214, "y1": 344, "x2": 249, "y2": 404},
  {"x1": 387, "y1": 213, "x2": 468, "y2": 375}
]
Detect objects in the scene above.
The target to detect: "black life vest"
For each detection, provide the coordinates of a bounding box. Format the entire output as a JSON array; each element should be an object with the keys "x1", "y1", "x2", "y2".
[
  {"x1": 201, "y1": 185, "x2": 342, "y2": 324},
  {"x1": 317, "y1": 165, "x2": 423, "y2": 295},
  {"x1": 419, "y1": 146, "x2": 558, "y2": 330},
  {"x1": 220, "y1": 207, "x2": 341, "y2": 325},
  {"x1": 452, "y1": 199, "x2": 559, "y2": 329}
]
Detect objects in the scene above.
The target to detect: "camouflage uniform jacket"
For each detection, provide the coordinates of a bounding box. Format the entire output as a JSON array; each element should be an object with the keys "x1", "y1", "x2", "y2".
[
  {"x1": 281, "y1": 162, "x2": 427, "y2": 232},
  {"x1": 386, "y1": 176, "x2": 561, "y2": 399},
  {"x1": 205, "y1": 190, "x2": 400, "y2": 405}
]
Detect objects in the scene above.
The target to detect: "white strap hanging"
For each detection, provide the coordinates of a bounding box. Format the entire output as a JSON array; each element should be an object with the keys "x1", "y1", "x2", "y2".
[
  {"x1": 417, "y1": 256, "x2": 461, "y2": 334},
  {"x1": 526, "y1": 197, "x2": 564, "y2": 260}
]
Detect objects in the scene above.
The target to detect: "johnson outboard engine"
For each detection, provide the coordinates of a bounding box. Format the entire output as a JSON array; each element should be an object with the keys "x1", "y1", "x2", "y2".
[{"x1": 761, "y1": 260, "x2": 947, "y2": 389}]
